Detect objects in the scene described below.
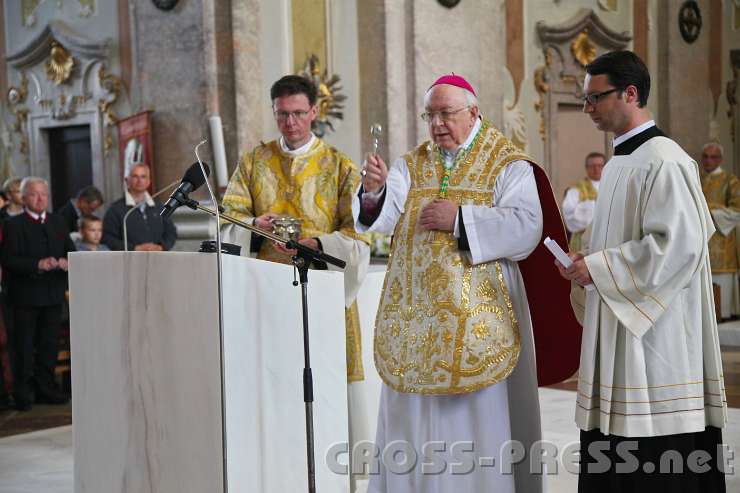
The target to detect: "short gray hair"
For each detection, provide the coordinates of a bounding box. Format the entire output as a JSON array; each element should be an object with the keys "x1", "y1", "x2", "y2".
[
  {"x1": 127, "y1": 162, "x2": 150, "y2": 177},
  {"x1": 20, "y1": 176, "x2": 49, "y2": 196},
  {"x1": 703, "y1": 142, "x2": 724, "y2": 157}
]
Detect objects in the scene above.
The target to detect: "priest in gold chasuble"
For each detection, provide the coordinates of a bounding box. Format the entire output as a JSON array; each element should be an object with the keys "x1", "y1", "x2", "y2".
[
  {"x1": 700, "y1": 142, "x2": 740, "y2": 320},
  {"x1": 355, "y1": 75, "x2": 578, "y2": 493},
  {"x1": 221, "y1": 76, "x2": 371, "y2": 475}
]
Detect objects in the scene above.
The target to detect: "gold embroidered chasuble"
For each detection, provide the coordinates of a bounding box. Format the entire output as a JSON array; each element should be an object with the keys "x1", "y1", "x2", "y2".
[
  {"x1": 701, "y1": 168, "x2": 740, "y2": 273},
  {"x1": 374, "y1": 122, "x2": 533, "y2": 395},
  {"x1": 222, "y1": 138, "x2": 370, "y2": 382},
  {"x1": 568, "y1": 178, "x2": 598, "y2": 253}
]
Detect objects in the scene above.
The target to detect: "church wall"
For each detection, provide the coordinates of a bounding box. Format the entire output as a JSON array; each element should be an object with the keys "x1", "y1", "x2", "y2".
[
  {"x1": 516, "y1": 0, "x2": 633, "y2": 168},
  {"x1": 357, "y1": 0, "x2": 506, "y2": 163},
  {"x1": 716, "y1": 0, "x2": 740, "y2": 174},
  {"x1": 656, "y1": 0, "x2": 712, "y2": 163},
  {"x1": 2, "y1": 0, "x2": 736, "y2": 211},
  {"x1": 2, "y1": 0, "x2": 123, "y2": 188},
  {"x1": 128, "y1": 0, "x2": 213, "y2": 195},
  {"x1": 231, "y1": 0, "x2": 266, "y2": 167}
]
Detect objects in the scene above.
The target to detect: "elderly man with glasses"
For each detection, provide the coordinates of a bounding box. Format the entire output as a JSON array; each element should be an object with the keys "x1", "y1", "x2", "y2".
[
  {"x1": 700, "y1": 141, "x2": 740, "y2": 321},
  {"x1": 354, "y1": 74, "x2": 578, "y2": 493}
]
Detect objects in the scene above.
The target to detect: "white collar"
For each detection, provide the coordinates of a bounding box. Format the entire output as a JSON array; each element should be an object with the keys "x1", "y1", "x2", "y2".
[
  {"x1": 591, "y1": 179, "x2": 600, "y2": 189},
  {"x1": 279, "y1": 134, "x2": 316, "y2": 156},
  {"x1": 25, "y1": 208, "x2": 47, "y2": 221},
  {"x1": 125, "y1": 189, "x2": 155, "y2": 207},
  {"x1": 710, "y1": 167, "x2": 724, "y2": 175},
  {"x1": 441, "y1": 117, "x2": 482, "y2": 158},
  {"x1": 613, "y1": 120, "x2": 655, "y2": 148}
]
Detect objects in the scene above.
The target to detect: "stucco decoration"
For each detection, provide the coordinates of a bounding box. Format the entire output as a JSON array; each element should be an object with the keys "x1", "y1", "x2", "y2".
[
  {"x1": 571, "y1": 31, "x2": 597, "y2": 67},
  {"x1": 598, "y1": 0, "x2": 618, "y2": 11},
  {"x1": 535, "y1": 9, "x2": 630, "y2": 177},
  {"x1": 5, "y1": 20, "x2": 119, "y2": 185},
  {"x1": 45, "y1": 41, "x2": 75, "y2": 85},
  {"x1": 22, "y1": 0, "x2": 96, "y2": 27},
  {"x1": 6, "y1": 73, "x2": 30, "y2": 163},
  {"x1": 502, "y1": 66, "x2": 527, "y2": 151},
  {"x1": 297, "y1": 54, "x2": 346, "y2": 137}
]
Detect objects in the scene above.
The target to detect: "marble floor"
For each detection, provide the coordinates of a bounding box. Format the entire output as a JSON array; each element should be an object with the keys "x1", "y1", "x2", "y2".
[{"x1": 0, "y1": 386, "x2": 738, "y2": 493}]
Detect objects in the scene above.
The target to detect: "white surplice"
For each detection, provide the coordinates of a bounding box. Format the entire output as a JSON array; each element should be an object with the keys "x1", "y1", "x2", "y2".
[
  {"x1": 578, "y1": 135, "x2": 727, "y2": 437},
  {"x1": 562, "y1": 180, "x2": 599, "y2": 233},
  {"x1": 353, "y1": 155, "x2": 544, "y2": 493}
]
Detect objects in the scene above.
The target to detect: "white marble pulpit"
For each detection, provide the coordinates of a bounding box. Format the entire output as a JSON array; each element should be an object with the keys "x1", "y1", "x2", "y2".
[{"x1": 69, "y1": 252, "x2": 351, "y2": 493}]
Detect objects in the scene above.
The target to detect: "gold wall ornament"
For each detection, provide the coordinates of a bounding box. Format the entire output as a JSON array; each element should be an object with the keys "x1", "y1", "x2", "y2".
[
  {"x1": 7, "y1": 73, "x2": 30, "y2": 162},
  {"x1": 78, "y1": 0, "x2": 95, "y2": 17},
  {"x1": 297, "y1": 54, "x2": 346, "y2": 137},
  {"x1": 97, "y1": 64, "x2": 121, "y2": 156},
  {"x1": 45, "y1": 42, "x2": 75, "y2": 85},
  {"x1": 533, "y1": 51, "x2": 551, "y2": 142},
  {"x1": 571, "y1": 31, "x2": 596, "y2": 67},
  {"x1": 22, "y1": 0, "x2": 41, "y2": 27}
]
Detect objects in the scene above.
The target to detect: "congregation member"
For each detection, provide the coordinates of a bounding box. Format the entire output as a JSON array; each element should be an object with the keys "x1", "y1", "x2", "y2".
[
  {"x1": 1, "y1": 177, "x2": 24, "y2": 219},
  {"x1": 562, "y1": 152, "x2": 604, "y2": 252},
  {"x1": 55, "y1": 185, "x2": 104, "y2": 233},
  {"x1": 102, "y1": 163, "x2": 177, "y2": 251},
  {"x1": 1, "y1": 177, "x2": 75, "y2": 411},
  {"x1": 557, "y1": 50, "x2": 727, "y2": 492},
  {"x1": 74, "y1": 215, "x2": 110, "y2": 252},
  {"x1": 221, "y1": 75, "x2": 371, "y2": 488},
  {"x1": 354, "y1": 74, "x2": 576, "y2": 493},
  {"x1": 700, "y1": 142, "x2": 740, "y2": 321}
]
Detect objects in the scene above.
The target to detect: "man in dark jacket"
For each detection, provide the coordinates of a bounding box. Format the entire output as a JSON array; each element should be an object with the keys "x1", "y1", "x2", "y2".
[
  {"x1": 1, "y1": 177, "x2": 75, "y2": 411},
  {"x1": 55, "y1": 185, "x2": 104, "y2": 233},
  {"x1": 102, "y1": 163, "x2": 177, "y2": 251}
]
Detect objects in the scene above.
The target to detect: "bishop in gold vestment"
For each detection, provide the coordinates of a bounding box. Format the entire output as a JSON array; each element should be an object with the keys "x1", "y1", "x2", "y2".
[
  {"x1": 700, "y1": 142, "x2": 740, "y2": 319},
  {"x1": 355, "y1": 75, "x2": 578, "y2": 493}
]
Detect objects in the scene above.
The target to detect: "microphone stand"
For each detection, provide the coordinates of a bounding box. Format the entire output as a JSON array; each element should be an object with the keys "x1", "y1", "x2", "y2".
[
  {"x1": 192, "y1": 140, "x2": 229, "y2": 493},
  {"x1": 176, "y1": 196, "x2": 344, "y2": 493}
]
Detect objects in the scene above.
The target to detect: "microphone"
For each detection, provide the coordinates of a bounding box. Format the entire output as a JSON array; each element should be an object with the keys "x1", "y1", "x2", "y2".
[{"x1": 160, "y1": 162, "x2": 211, "y2": 218}]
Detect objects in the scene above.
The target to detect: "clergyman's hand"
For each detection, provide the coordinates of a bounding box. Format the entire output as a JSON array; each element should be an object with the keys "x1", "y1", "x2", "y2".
[
  {"x1": 555, "y1": 252, "x2": 593, "y2": 286},
  {"x1": 419, "y1": 199, "x2": 458, "y2": 232},
  {"x1": 254, "y1": 212, "x2": 279, "y2": 231},
  {"x1": 362, "y1": 153, "x2": 389, "y2": 194}
]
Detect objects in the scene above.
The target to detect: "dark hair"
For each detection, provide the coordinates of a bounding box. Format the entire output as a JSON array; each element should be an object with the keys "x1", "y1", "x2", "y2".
[
  {"x1": 585, "y1": 152, "x2": 606, "y2": 166},
  {"x1": 78, "y1": 214, "x2": 102, "y2": 230},
  {"x1": 270, "y1": 75, "x2": 317, "y2": 106},
  {"x1": 77, "y1": 185, "x2": 104, "y2": 204},
  {"x1": 585, "y1": 50, "x2": 650, "y2": 107}
]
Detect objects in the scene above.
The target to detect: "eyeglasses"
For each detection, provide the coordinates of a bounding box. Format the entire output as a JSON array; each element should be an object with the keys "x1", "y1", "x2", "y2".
[
  {"x1": 581, "y1": 88, "x2": 622, "y2": 106},
  {"x1": 420, "y1": 106, "x2": 469, "y2": 123},
  {"x1": 702, "y1": 153, "x2": 722, "y2": 159},
  {"x1": 274, "y1": 110, "x2": 311, "y2": 121}
]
